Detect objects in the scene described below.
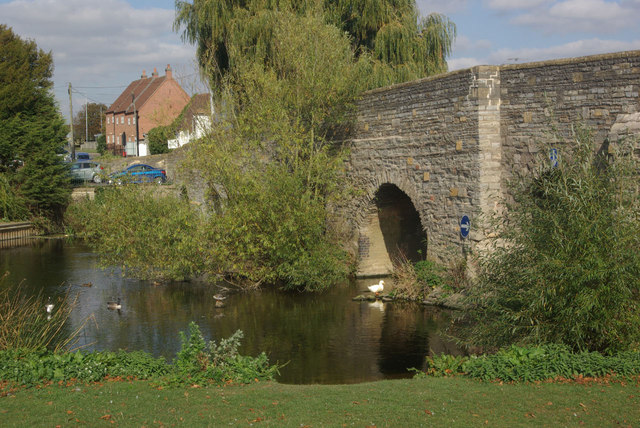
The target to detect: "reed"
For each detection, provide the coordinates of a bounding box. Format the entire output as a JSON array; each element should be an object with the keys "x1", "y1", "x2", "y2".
[{"x1": 0, "y1": 273, "x2": 81, "y2": 352}]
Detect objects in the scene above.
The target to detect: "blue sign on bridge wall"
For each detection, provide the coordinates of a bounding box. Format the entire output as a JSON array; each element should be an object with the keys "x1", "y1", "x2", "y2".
[
  {"x1": 550, "y1": 148, "x2": 558, "y2": 168},
  {"x1": 460, "y1": 215, "x2": 470, "y2": 239}
]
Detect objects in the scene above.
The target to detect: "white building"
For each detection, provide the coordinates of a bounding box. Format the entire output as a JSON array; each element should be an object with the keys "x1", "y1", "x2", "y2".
[{"x1": 168, "y1": 93, "x2": 212, "y2": 149}]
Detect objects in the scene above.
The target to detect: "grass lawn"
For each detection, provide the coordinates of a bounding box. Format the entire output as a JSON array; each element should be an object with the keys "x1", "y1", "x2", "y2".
[{"x1": 1, "y1": 377, "x2": 638, "y2": 427}]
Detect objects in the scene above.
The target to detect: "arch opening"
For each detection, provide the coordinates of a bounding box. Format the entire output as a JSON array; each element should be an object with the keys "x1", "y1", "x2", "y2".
[{"x1": 374, "y1": 183, "x2": 427, "y2": 264}]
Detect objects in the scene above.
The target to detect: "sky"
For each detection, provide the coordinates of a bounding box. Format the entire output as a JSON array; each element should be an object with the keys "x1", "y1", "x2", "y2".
[{"x1": 1, "y1": 0, "x2": 639, "y2": 122}]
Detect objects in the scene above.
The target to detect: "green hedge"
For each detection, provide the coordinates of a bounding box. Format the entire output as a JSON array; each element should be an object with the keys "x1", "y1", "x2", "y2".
[{"x1": 416, "y1": 345, "x2": 640, "y2": 382}]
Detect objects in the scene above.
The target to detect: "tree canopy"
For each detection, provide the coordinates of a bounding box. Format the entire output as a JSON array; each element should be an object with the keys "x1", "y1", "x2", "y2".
[
  {"x1": 73, "y1": 102, "x2": 107, "y2": 144},
  {"x1": 174, "y1": 0, "x2": 455, "y2": 88},
  {"x1": 0, "y1": 24, "x2": 70, "y2": 222}
]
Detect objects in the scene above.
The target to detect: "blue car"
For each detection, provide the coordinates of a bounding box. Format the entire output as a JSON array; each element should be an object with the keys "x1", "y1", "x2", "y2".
[{"x1": 109, "y1": 164, "x2": 167, "y2": 185}]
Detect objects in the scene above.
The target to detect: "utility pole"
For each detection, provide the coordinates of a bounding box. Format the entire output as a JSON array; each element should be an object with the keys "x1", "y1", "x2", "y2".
[
  {"x1": 68, "y1": 83, "x2": 75, "y2": 160},
  {"x1": 85, "y1": 98, "x2": 88, "y2": 143}
]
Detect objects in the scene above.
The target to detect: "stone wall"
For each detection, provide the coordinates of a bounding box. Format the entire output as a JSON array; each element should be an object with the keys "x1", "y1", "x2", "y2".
[
  {"x1": 500, "y1": 51, "x2": 640, "y2": 178},
  {"x1": 349, "y1": 50, "x2": 640, "y2": 276}
]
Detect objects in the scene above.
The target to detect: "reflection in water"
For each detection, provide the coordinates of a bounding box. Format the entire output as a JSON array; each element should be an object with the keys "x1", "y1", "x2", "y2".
[{"x1": 0, "y1": 239, "x2": 462, "y2": 384}]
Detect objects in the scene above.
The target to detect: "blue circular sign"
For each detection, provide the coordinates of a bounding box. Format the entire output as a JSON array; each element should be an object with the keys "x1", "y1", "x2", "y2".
[
  {"x1": 460, "y1": 215, "x2": 470, "y2": 238},
  {"x1": 550, "y1": 148, "x2": 558, "y2": 168}
]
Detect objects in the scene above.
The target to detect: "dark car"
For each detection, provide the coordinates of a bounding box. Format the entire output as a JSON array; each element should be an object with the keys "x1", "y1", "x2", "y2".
[
  {"x1": 109, "y1": 164, "x2": 167, "y2": 185},
  {"x1": 75, "y1": 152, "x2": 91, "y2": 161},
  {"x1": 70, "y1": 161, "x2": 104, "y2": 183}
]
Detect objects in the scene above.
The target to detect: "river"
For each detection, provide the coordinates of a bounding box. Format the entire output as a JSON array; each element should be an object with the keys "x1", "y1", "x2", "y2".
[{"x1": 0, "y1": 238, "x2": 461, "y2": 384}]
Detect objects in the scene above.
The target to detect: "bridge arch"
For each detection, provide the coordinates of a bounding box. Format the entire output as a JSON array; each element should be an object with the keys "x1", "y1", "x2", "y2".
[{"x1": 356, "y1": 176, "x2": 428, "y2": 278}]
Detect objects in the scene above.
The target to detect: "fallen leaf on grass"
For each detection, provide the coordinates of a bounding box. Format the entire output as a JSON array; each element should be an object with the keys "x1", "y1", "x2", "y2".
[
  {"x1": 424, "y1": 410, "x2": 433, "y2": 416},
  {"x1": 66, "y1": 410, "x2": 73, "y2": 415},
  {"x1": 525, "y1": 412, "x2": 536, "y2": 418},
  {"x1": 100, "y1": 415, "x2": 112, "y2": 420}
]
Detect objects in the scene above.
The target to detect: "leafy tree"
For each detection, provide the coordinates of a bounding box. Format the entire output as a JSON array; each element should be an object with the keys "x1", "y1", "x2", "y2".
[
  {"x1": 147, "y1": 125, "x2": 172, "y2": 154},
  {"x1": 174, "y1": 0, "x2": 455, "y2": 88},
  {"x1": 459, "y1": 129, "x2": 640, "y2": 353},
  {"x1": 96, "y1": 134, "x2": 107, "y2": 155},
  {"x1": 0, "y1": 25, "x2": 70, "y2": 222},
  {"x1": 73, "y1": 102, "x2": 107, "y2": 143}
]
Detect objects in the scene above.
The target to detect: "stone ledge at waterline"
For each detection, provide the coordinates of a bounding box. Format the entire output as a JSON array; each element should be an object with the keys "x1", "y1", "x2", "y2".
[{"x1": 352, "y1": 287, "x2": 467, "y2": 310}]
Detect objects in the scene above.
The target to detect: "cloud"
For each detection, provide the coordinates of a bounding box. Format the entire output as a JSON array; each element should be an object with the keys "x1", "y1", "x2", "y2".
[
  {"x1": 416, "y1": 0, "x2": 469, "y2": 15},
  {"x1": 448, "y1": 38, "x2": 640, "y2": 70},
  {"x1": 486, "y1": 0, "x2": 552, "y2": 11},
  {"x1": 511, "y1": 0, "x2": 640, "y2": 34},
  {"x1": 452, "y1": 35, "x2": 493, "y2": 55},
  {"x1": 0, "y1": 0, "x2": 197, "y2": 117}
]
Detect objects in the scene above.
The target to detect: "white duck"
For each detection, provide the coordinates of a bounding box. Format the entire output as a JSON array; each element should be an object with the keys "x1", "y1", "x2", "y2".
[
  {"x1": 45, "y1": 297, "x2": 54, "y2": 314},
  {"x1": 367, "y1": 280, "x2": 384, "y2": 294}
]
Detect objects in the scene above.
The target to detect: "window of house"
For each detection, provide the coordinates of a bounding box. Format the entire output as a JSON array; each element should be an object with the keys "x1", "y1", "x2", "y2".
[
  {"x1": 128, "y1": 118, "x2": 130, "y2": 125},
  {"x1": 106, "y1": 117, "x2": 109, "y2": 125}
]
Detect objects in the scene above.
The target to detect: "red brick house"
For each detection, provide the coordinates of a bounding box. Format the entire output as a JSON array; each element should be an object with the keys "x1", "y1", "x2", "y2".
[{"x1": 105, "y1": 65, "x2": 190, "y2": 156}]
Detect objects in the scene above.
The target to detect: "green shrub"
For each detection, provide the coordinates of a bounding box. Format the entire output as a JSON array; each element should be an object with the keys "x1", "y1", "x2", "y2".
[
  {"x1": 96, "y1": 135, "x2": 107, "y2": 155},
  {"x1": 0, "y1": 173, "x2": 28, "y2": 221},
  {"x1": 414, "y1": 260, "x2": 444, "y2": 289},
  {"x1": 459, "y1": 128, "x2": 640, "y2": 353},
  {"x1": 171, "y1": 322, "x2": 279, "y2": 385},
  {"x1": 417, "y1": 345, "x2": 640, "y2": 382},
  {"x1": 391, "y1": 256, "x2": 447, "y2": 300},
  {"x1": 65, "y1": 186, "x2": 207, "y2": 281},
  {"x1": 0, "y1": 322, "x2": 279, "y2": 388},
  {"x1": 147, "y1": 126, "x2": 171, "y2": 155}
]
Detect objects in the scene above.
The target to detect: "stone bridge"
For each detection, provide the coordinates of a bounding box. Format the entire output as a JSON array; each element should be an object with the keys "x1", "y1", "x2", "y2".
[{"x1": 347, "y1": 50, "x2": 640, "y2": 277}]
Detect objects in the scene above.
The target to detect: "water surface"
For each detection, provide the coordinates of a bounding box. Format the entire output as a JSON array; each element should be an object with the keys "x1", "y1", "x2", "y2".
[{"x1": 1, "y1": 239, "x2": 461, "y2": 384}]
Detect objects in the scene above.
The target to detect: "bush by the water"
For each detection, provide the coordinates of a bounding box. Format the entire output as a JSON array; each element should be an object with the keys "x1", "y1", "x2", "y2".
[
  {"x1": 392, "y1": 255, "x2": 459, "y2": 300},
  {"x1": 0, "y1": 322, "x2": 279, "y2": 388},
  {"x1": 65, "y1": 186, "x2": 207, "y2": 281},
  {"x1": 416, "y1": 344, "x2": 640, "y2": 382},
  {"x1": 459, "y1": 128, "x2": 640, "y2": 353}
]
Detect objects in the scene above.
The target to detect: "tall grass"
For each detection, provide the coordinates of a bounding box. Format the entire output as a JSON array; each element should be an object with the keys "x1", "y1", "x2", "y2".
[{"x1": 0, "y1": 273, "x2": 81, "y2": 352}]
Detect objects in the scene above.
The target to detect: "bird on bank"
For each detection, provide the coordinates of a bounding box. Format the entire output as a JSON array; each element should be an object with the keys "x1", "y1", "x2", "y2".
[
  {"x1": 367, "y1": 280, "x2": 384, "y2": 294},
  {"x1": 107, "y1": 298, "x2": 122, "y2": 310},
  {"x1": 45, "y1": 297, "x2": 54, "y2": 313}
]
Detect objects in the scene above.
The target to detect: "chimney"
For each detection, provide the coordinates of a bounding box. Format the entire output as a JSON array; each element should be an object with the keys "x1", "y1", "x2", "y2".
[
  {"x1": 152, "y1": 67, "x2": 158, "y2": 78},
  {"x1": 165, "y1": 64, "x2": 172, "y2": 79},
  {"x1": 141, "y1": 69, "x2": 147, "y2": 78}
]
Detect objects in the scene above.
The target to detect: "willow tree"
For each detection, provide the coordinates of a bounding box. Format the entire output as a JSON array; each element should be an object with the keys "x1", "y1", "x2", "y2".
[
  {"x1": 165, "y1": 1, "x2": 455, "y2": 289},
  {"x1": 177, "y1": 10, "x2": 362, "y2": 290},
  {"x1": 174, "y1": 0, "x2": 455, "y2": 88}
]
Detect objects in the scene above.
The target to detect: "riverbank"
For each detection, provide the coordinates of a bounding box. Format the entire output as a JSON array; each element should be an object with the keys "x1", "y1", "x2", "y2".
[{"x1": 1, "y1": 377, "x2": 638, "y2": 426}]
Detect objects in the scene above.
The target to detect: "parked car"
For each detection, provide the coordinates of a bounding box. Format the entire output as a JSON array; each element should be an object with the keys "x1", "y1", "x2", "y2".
[
  {"x1": 75, "y1": 152, "x2": 91, "y2": 161},
  {"x1": 70, "y1": 161, "x2": 104, "y2": 183},
  {"x1": 109, "y1": 164, "x2": 167, "y2": 185}
]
